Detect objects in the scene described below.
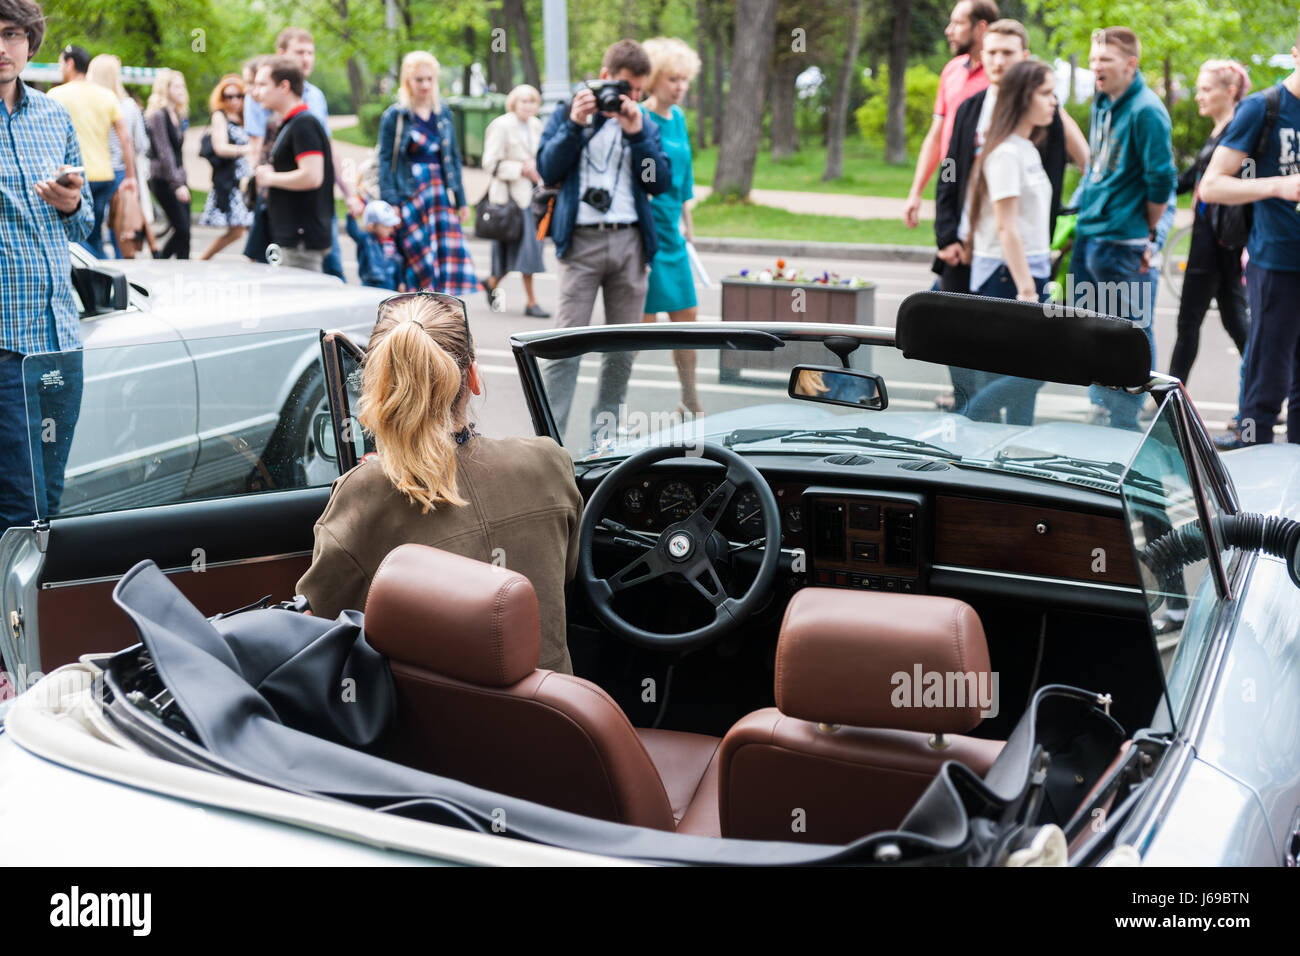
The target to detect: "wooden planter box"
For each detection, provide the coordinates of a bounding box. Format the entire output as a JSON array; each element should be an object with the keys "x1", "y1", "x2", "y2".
[{"x1": 719, "y1": 279, "x2": 876, "y2": 383}]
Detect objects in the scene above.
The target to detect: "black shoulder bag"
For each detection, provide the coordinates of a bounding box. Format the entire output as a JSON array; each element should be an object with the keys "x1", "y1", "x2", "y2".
[
  {"x1": 474, "y1": 160, "x2": 523, "y2": 242},
  {"x1": 1208, "y1": 85, "x2": 1282, "y2": 249}
]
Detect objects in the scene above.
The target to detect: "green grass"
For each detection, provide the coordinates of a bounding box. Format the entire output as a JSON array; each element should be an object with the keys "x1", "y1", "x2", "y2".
[
  {"x1": 692, "y1": 196, "x2": 932, "y2": 246},
  {"x1": 188, "y1": 188, "x2": 347, "y2": 221},
  {"x1": 692, "y1": 140, "x2": 920, "y2": 198},
  {"x1": 331, "y1": 123, "x2": 373, "y2": 148}
]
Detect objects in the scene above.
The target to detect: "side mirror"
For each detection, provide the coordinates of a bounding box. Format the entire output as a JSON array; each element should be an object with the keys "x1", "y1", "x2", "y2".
[
  {"x1": 787, "y1": 365, "x2": 888, "y2": 411},
  {"x1": 70, "y1": 266, "x2": 130, "y2": 315}
]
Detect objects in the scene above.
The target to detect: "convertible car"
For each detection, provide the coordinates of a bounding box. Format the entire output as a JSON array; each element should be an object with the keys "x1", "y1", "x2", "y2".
[{"x1": 3, "y1": 292, "x2": 1300, "y2": 866}]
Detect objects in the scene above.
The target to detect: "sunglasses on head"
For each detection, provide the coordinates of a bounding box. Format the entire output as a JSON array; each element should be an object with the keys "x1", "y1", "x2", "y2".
[{"x1": 376, "y1": 291, "x2": 471, "y2": 351}]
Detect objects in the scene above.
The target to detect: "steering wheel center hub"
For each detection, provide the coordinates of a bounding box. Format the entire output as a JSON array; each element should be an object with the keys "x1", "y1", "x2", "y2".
[{"x1": 666, "y1": 531, "x2": 694, "y2": 561}]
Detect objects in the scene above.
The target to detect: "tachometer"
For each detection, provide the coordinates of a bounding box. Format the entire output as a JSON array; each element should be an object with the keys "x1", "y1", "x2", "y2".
[{"x1": 656, "y1": 481, "x2": 697, "y2": 521}]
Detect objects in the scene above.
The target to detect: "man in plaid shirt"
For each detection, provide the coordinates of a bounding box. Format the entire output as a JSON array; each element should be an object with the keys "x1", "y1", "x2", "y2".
[{"x1": 1, "y1": 0, "x2": 94, "y2": 527}]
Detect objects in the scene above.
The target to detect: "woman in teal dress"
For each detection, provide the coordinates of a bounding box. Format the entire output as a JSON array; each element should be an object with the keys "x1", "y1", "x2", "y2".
[{"x1": 641, "y1": 37, "x2": 703, "y2": 414}]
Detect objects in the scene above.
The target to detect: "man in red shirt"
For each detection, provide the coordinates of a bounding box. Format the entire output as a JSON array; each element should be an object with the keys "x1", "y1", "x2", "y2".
[{"x1": 903, "y1": 0, "x2": 999, "y2": 229}]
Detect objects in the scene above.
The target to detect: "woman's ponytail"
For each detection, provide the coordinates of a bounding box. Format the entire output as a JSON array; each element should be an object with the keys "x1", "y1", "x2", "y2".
[{"x1": 358, "y1": 298, "x2": 473, "y2": 512}]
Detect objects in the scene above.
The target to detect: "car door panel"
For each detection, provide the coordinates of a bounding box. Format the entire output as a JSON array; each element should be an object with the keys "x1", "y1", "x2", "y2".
[{"x1": 27, "y1": 486, "x2": 327, "y2": 672}]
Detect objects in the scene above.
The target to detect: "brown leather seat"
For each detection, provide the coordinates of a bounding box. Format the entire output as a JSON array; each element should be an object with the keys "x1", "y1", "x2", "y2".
[
  {"x1": 363, "y1": 543, "x2": 721, "y2": 835},
  {"x1": 719, "y1": 589, "x2": 1004, "y2": 844}
]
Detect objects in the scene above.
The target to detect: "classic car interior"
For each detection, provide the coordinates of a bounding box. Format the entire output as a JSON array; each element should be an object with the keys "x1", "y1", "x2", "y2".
[{"x1": 7, "y1": 292, "x2": 1230, "y2": 851}]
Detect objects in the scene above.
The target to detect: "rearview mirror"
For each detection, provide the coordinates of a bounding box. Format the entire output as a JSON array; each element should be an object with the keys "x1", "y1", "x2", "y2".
[{"x1": 788, "y1": 365, "x2": 888, "y2": 410}]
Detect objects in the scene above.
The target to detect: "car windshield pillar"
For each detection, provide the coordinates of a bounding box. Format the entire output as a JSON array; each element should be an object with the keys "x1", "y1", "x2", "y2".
[{"x1": 1117, "y1": 394, "x2": 1233, "y2": 729}]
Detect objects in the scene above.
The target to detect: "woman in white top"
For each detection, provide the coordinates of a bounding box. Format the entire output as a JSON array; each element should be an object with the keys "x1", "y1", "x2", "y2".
[
  {"x1": 480, "y1": 85, "x2": 549, "y2": 317},
  {"x1": 962, "y1": 60, "x2": 1058, "y2": 425}
]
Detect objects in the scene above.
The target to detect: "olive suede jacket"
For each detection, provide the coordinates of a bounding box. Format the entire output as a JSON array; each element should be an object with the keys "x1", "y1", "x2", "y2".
[{"x1": 296, "y1": 435, "x2": 583, "y2": 674}]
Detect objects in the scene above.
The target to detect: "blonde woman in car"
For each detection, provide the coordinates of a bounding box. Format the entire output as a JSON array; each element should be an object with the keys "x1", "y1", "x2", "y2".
[{"x1": 296, "y1": 293, "x2": 582, "y2": 673}]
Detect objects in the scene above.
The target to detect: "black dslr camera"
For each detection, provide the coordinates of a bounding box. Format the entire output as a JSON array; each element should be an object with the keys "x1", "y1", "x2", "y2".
[
  {"x1": 587, "y1": 79, "x2": 632, "y2": 113},
  {"x1": 581, "y1": 187, "x2": 612, "y2": 213}
]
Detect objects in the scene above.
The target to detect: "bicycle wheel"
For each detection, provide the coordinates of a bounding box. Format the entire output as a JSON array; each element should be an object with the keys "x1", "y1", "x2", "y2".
[{"x1": 1162, "y1": 225, "x2": 1193, "y2": 306}]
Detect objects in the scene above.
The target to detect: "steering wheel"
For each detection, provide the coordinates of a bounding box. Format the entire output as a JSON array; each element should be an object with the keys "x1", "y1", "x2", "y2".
[{"x1": 578, "y1": 442, "x2": 782, "y2": 651}]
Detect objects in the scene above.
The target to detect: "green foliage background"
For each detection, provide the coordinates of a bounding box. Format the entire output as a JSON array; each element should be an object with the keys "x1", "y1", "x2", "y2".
[{"x1": 854, "y1": 64, "x2": 940, "y2": 156}]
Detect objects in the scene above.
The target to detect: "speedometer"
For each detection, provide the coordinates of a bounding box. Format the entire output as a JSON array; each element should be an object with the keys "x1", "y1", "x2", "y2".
[
  {"x1": 656, "y1": 481, "x2": 697, "y2": 521},
  {"x1": 732, "y1": 490, "x2": 764, "y2": 534}
]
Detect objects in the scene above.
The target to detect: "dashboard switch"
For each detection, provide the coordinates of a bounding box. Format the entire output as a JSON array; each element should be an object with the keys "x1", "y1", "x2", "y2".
[{"x1": 852, "y1": 540, "x2": 879, "y2": 562}]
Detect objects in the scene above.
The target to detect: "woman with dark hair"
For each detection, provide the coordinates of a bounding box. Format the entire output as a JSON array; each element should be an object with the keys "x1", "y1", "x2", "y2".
[
  {"x1": 296, "y1": 293, "x2": 582, "y2": 674},
  {"x1": 962, "y1": 59, "x2": 1059, "y2": 425},
  {"x1": 197, "y1": 73, "x2": 255, "y2": 260},
  {"x1": 1167, "y1": 59, "x2": 1252, "y2": 386}
]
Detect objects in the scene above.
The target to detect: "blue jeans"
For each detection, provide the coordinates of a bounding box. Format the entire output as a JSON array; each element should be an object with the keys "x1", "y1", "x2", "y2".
[
  {"x1": 80, "y1": 175, "x2": 123, "y2": 259},
  {"x1": 0, "y1": 349, "x2": 84, "y2": 529},
  {"x1": 1239, "y1": 263, "x2": 1300, "y2": 445},
  {"x1": 104, "y1": 168, "x2": 127, "y2": 257},
  {"x1": 323, "y1": 215, "x2": 345, "y2": 282},
  {"x1": 965, "y1": 266, "x2": 1047, "y2": 425},
  {"x1": 1069, "y1": 235, "x2": 1157, "y2": 430}
]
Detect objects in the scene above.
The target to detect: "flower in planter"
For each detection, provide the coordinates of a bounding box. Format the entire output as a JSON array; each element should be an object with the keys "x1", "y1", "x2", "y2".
[
  {"x1": 776, "y1": 258, "x2": 786, "y2": 270},
  {"x1": 757, "y1": 269, "x2": 773, "y2": 282}
]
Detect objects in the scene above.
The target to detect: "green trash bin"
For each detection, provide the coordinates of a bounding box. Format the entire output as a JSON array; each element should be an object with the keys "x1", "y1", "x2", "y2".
[{"x1": 446, "y1": 94, "x2": 506, "y2": 167}]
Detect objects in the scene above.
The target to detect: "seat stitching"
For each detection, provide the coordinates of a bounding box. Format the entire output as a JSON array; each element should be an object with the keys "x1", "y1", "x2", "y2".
[{"x1": 394, "y1": 666, "x2": 627, "y2": 821}]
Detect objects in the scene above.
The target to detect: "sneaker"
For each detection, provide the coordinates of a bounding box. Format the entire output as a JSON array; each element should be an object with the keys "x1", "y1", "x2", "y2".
[
  {"x1": 488, "y1": 289, "x2": 504, "y2": 313},
  {"x1": 1213, "y1": 432, "x2": 1247, "y2": 451},
  {"x1": 524, "y1": 303, "x2": 551, "y2": 318}
]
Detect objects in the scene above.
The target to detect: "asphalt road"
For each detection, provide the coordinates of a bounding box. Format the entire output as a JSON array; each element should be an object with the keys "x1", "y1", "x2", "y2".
[{"x1": 198, "y1": 227, "x2": 1246, "y2": 440}]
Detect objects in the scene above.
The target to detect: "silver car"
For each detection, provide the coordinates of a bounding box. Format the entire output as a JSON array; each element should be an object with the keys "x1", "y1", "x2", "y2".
[
  {"x1": 49, "y1": 248, "x2": 388, "y2": 516},
  {"x1": 2, "y1": 291, "x2": 1298, "y2": 868}
]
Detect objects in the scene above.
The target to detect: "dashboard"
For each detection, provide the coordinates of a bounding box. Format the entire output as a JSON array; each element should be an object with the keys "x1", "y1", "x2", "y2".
[{"x1": 599, "y1": 456, "x2": 1144, "y2": 610}]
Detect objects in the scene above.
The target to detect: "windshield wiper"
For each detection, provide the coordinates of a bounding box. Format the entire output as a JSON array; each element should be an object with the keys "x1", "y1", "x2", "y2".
[
  {"x1": 994, "y1": 453, "x2": 1164, "y2": 493},
  {"x1": 726, "y1": 426, "x2": 960, "y2": 460}
]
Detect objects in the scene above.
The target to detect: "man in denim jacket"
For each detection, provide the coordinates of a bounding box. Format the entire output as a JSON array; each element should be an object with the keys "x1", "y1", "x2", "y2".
[{"x1": 536, "y1": 39, "x2": 671, "y2": 446}]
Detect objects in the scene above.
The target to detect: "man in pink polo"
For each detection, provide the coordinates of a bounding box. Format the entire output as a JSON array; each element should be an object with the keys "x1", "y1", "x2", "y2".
[{"x1": 903, "y1": 0, "x2": 999, "y2": 229}]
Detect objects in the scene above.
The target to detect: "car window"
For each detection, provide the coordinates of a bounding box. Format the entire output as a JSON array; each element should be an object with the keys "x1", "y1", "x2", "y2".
[
  {"x1": 16, "y1": 329, "x2": 341, "y2": 521},
  {"x1": 1118, "y1": 399, "x2": 1230, "y2": 727}
]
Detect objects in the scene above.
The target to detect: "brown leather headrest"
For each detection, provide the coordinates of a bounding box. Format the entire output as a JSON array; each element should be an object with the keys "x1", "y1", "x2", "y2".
[
  {"x1": 365, "y1": 544, "x2": 541, "y2": 687},
  {"x1": 775, "y1": 589, "x2": 992, "y2": 733}
]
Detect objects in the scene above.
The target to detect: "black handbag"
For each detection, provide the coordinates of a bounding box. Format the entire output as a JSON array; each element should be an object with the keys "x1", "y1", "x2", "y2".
[{"x1": 474, "y1": 162, "x2": 523, "y2": 243}]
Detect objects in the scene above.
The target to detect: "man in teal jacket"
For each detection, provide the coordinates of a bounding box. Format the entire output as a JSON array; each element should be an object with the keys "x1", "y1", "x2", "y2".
[{"x1": 1068, "y1": 26, "x2": 1177, "y2": 430}]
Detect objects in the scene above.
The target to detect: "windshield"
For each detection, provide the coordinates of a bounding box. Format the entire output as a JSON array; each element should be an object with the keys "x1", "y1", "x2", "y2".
[{"x1": 533, "y1": 333, "x2": 1151, "y2": 488}]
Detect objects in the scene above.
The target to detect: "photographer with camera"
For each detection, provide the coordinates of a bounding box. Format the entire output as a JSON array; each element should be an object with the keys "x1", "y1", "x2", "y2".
[{"x1": 536, "y1": 39, "x2": 672, "y2": 443}]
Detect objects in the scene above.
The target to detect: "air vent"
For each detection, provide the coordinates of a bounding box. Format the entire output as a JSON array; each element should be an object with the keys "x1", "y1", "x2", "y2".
[
  {"x1": 899, "y1": 459, "x2": 950, "y2": 472},
  {"x1": 822, "y1": 453, "x2": 874, "y2": 466}
]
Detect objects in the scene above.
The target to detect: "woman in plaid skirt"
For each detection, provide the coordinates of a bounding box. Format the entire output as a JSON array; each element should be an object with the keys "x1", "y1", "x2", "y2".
[{"x1": 377, "y1": 51, "x2": 478, "y2": 297}]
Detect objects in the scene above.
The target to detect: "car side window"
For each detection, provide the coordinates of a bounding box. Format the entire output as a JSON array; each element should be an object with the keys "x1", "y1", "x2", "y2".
[{"x1": 15, "y1": 329, "x2": 345, "y2": 521}]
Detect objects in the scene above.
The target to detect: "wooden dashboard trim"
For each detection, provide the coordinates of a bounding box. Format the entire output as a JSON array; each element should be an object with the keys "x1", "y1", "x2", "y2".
[{"x1": 932, "y1": 495, "x2": 1140, "y2": 587}]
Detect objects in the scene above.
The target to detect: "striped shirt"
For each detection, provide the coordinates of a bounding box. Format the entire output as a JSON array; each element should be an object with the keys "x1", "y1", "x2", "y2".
[{"x1": 0, "y1": 80, "x2": 94, "y2": 355}]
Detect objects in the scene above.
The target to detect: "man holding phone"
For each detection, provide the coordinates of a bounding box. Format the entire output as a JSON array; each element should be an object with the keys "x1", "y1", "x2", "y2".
[
  {"x1": 0, "y1": 0, "x2": 95, "y2": 528},
  {"x1": 536, "y1": 39, "x2": 671, "y2": 445}
]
